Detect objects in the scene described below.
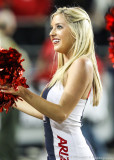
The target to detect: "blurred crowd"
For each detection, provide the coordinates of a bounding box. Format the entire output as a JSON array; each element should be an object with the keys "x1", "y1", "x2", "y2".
[{"x1": 0, "y1": 0, "x2": 114, "y2": 160}]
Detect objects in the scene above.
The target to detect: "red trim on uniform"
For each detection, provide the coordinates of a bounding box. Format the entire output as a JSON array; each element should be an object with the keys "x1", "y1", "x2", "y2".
[{"x1": 87, "y1": 89, "x2": 91, "y2": 99}]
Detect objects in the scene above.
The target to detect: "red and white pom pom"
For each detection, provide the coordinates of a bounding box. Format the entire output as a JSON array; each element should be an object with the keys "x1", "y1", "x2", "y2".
[{"x1": 0, "y1": 47, "x2": 29, "y2": 113}]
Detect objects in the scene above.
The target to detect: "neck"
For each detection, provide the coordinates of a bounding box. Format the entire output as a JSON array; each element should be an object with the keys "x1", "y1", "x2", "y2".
[
  {"x1": 63, "y1": 50, "x2": 73, "y2": 64},
  {"x1": 63, "y1": 55, "x2": 69, "y2": 64}
]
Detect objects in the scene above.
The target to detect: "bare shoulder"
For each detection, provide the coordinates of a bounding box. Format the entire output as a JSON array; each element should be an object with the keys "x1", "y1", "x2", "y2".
[
  {"x1": 69, "y1": 56, "x2": 93, "y2": 75},
  {"x1": 62, "y1": 56, "x2": 93, "y2": 110},
  {"x1": 67, "y1": 56, "x2": 93, "y2": 87}
]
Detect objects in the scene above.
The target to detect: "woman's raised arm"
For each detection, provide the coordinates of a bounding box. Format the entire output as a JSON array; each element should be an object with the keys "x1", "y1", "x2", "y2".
[
  {"x1": 13, "y1": 98, "x2": 43, "y2": 120},
  {"x1": 0, "y1": 57, "x2": 92, "y2": 123}
]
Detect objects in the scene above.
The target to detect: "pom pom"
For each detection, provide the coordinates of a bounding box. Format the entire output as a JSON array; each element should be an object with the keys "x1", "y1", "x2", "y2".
[
  {"x1": 105, "y1": 7, "x2": 114, "y2": 34},
  {"x1": 0, "y1": 47, "x2": 29, "y2": 113},
  {"x1": 105, "y1": 7, "x2": 114, "y2": 68}
]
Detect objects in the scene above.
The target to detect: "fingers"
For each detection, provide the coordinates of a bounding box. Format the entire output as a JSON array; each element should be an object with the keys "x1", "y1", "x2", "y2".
[
  {"x1": 0, "y1": 85, "x2": 14, "y2": 94},
  {"x1": 0, "y1": 86, "x2": 8, "y2": 90},
  {"x1": 0, "y1": 85, "x2": 22, "y2": 96},
  {"x1": 0, "y1": 88, "x2": 12, "y2": 94},
  {"x1": 0, "y1": 85, "x2": 9, "y2": 90}
]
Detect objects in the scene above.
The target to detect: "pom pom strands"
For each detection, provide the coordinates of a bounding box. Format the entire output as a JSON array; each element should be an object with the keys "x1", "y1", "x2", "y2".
[
  {"x1": 0, "y1": 47, "x2": 29, "y2": 113},
  {"x1": 105, "y1": 7, "x2": 114, "y2": 68}
]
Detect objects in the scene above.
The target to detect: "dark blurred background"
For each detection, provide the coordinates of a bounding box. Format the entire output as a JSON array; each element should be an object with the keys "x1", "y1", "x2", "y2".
[{"x1": 0, "y1": 0, "x2": 114, "y2": 160}]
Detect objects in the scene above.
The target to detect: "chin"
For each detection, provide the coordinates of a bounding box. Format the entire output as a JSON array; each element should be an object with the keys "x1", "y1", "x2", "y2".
[{"x1": 54, "y1": 47, "x2": 63, "y2": 53}]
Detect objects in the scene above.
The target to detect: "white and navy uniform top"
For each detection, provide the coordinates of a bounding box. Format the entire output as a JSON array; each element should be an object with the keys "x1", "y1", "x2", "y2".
[{"x1": 42, "y1": 81, "x2": 95, "y2": 160}]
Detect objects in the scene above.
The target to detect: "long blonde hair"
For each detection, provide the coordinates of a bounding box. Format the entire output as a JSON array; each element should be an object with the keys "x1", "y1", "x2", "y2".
[{"x1": 48, "y1": 7, "x2": 102, "y2": 106}]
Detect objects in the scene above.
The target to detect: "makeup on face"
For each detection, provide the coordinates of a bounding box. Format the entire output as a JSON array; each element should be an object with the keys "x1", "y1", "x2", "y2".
[{"x1": 50, "y1": 14, "x2": 75, "y2": 56}]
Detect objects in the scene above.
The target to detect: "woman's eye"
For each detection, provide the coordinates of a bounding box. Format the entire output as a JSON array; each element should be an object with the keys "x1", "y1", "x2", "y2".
[
  {"x1": 50, "y1": 25, "x2": 63, "y2": 31},
  {"x1": 57, "y1": 25, "x2": 63, "y2": 29}
]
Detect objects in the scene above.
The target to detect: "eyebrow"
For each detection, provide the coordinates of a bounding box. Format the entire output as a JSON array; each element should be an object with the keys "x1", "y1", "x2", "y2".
[{"x1": 51, "y1": 23, "x2": 64, "y2": 27}]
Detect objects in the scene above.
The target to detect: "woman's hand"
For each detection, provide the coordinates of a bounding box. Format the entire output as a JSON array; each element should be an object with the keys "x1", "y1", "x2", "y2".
[{"x1": 0, "y1": 85, "x2": 24, "y2": 96}]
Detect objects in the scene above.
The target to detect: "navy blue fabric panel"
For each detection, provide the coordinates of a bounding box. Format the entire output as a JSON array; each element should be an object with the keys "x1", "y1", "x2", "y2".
[
  {"x1": 44, "y1": 116, "x2": 56, "y2": 160},
  {"x1": 47, "y1": 156, "x2": 56, "y2": 160},
  {"x1": 42, "y1": 88, "x2": 56, "y2": 160},
  {"x1": 42, "y1": 87, "x2": 51, "y2": 99}
]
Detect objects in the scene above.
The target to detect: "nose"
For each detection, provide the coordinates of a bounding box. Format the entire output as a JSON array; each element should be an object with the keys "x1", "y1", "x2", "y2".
[{"x1": 49, "y1": 28, "x2": 56, "y2": 37}]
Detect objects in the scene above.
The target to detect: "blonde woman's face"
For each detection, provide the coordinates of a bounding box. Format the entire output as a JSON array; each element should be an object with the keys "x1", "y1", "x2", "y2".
[{"x1": 50, "y1": 14, "x2": 75, "y2": 55}]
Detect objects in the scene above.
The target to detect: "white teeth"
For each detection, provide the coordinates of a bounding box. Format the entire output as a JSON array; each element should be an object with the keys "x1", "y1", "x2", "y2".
[{"x1": 53, "y1": 39, "x2": 60, "y2": 43}]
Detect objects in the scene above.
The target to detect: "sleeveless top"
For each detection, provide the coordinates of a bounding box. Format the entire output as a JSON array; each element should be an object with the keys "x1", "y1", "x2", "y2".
[{"x1": 42, "y1": 81, "x2": 95, "y2": 160}]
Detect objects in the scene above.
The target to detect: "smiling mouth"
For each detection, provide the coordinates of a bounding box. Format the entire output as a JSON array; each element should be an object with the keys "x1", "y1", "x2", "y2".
[{"x1": 52, "y1": 39, "x2": 60, "y2": 44}]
